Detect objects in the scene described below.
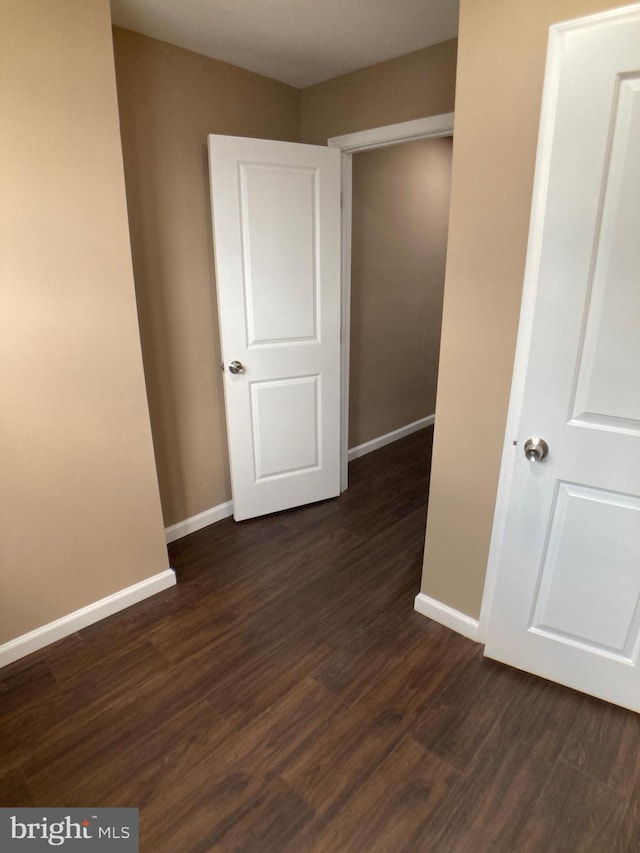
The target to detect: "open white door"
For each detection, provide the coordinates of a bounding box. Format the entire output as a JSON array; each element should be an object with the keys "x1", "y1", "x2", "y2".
[
  {"x1": 484, "y1": 5, "x2": 640, "y2": 712},
  {"x1": 208, "y1": 135, "x2": 341, "y2": 521}
]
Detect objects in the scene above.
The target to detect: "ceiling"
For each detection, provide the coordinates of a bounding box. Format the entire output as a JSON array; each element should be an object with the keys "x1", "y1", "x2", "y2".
[{"x1": 109, "y1": 0, "x2": 460, "y2": 89}]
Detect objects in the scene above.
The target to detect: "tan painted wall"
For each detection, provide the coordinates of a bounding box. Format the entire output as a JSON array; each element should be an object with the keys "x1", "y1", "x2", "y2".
[
  {"x1": 301, "y1": 40, "x2": 457, "y2": 146},
  {"x1": 112, "y1": 29, "x2": 300, "y2": 527},
  {"x1": 0, "y1": 0, "x2": 169, "y2": 644},
  {"x1": 349, "y1": 138, "x2": 453, "y2": 448},
  {"x1": 300, "y1": 39, "x2": 457, "y2": 145},
  {"x1": 419, "y1": 0, "x2": 626, "y2": 619}
]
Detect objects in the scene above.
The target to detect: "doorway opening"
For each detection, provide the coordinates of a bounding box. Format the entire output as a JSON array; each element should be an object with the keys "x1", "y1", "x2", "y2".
[{"x1": 328, "y1": 114, "x2": 455, "y2": 490}]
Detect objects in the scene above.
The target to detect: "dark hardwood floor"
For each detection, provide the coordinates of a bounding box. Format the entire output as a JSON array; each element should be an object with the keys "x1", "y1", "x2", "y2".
[{"x1": 2, "y1": 426, "x2": 640, "y2": 851}]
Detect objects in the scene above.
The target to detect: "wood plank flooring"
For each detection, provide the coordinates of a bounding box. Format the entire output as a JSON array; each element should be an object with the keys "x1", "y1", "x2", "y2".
[{"x1": 2, "y1": 426, "x2": 640, "y2": 851}]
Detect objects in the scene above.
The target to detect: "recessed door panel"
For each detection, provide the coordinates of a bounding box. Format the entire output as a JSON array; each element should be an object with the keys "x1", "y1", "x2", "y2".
[
  {"x1": 240, "y1": 163, "x2": 319, "y2": 347},
  {"x1": 571, "y1": 75, "x2": 640, "y2": 433},
  {"x1": 251, "y1": 376, "x2": 320, "y2": 480},
  {"x1": 531, "y1": 483, "x2": 640, "y2": 659}
]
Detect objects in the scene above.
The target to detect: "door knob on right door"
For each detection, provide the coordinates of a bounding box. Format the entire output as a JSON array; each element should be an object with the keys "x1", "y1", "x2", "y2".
[{"x1": 524, "y1": 437, "x2": 549, "y2": 462}]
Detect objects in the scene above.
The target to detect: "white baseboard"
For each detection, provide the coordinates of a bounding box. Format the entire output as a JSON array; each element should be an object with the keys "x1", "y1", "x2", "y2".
[
  {"x1": 164, "y1": 419, "x2": 434, "y2": 543},
  {"x1": 348, "y1": 415, "x2": 435, "y2": 461},
  {"x1": 0, "y1": 569, "x2": 176, "y2": 670},
  {"x1": 165, "y1": 420, "x2": 434, "y2": 542},
  {"x1": 414, "y1": 592, "x2": 481, "y2": 642},
  {"x1": 165, "y1": 501, "x2": 233, "y2": 544}
]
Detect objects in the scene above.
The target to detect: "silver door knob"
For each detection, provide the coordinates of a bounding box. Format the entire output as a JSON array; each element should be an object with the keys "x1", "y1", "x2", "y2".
[
  {"x1": 524, "y1": 437, "x2": 549, "y2": 462},
  {"x1": 228, "y1": 360, "x2": 245, "y2": 375}
]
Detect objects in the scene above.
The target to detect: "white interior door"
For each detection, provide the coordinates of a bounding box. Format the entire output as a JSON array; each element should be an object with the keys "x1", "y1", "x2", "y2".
[
  {"x1": 208, "y1": 135, "x2": 341, "y2": 521},
  {"x1": 484, "y1": 5, "x2": 640, "y2": 712}
]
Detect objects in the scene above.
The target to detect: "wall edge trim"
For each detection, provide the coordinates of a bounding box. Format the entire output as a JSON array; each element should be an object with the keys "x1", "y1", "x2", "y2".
[
  {"x1": 414, "y1": 592, "x2": 481, "y2": 642},
  {"x1": 348, "y1": 415, "x2": 434, "y2": 461},
  {"x1": 0, "y1": 569, "x2": 177, "y2": 669},
  {"x1": 165, "y1": 501, "x2": 234, "y2": 544}
]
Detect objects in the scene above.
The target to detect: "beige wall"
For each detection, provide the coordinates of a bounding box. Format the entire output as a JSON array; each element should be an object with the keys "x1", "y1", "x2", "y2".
[
  {"x1": 301, "y1": 40, "x2": 457, "y2": 146},
  {"x1": 350, "y1": 138, "x2": 453, "y2": 448},
  {"x1": 419, "y1": 0, "x2": 626, "y2": 619},
  {"x1": 112, "y1": 29, "x2": 301, "y2": 527},
  {"x1": 0, "y1": 0, "x2": 169, "y2": 644}
]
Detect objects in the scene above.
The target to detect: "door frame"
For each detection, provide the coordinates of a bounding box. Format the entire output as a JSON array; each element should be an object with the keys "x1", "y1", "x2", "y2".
[
  {"x1": 328, "y1": 112, "x2": 455, "y2": 491},
  {"x1": 477, "y1": 3, "x2": 640, "y2": 642}
]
